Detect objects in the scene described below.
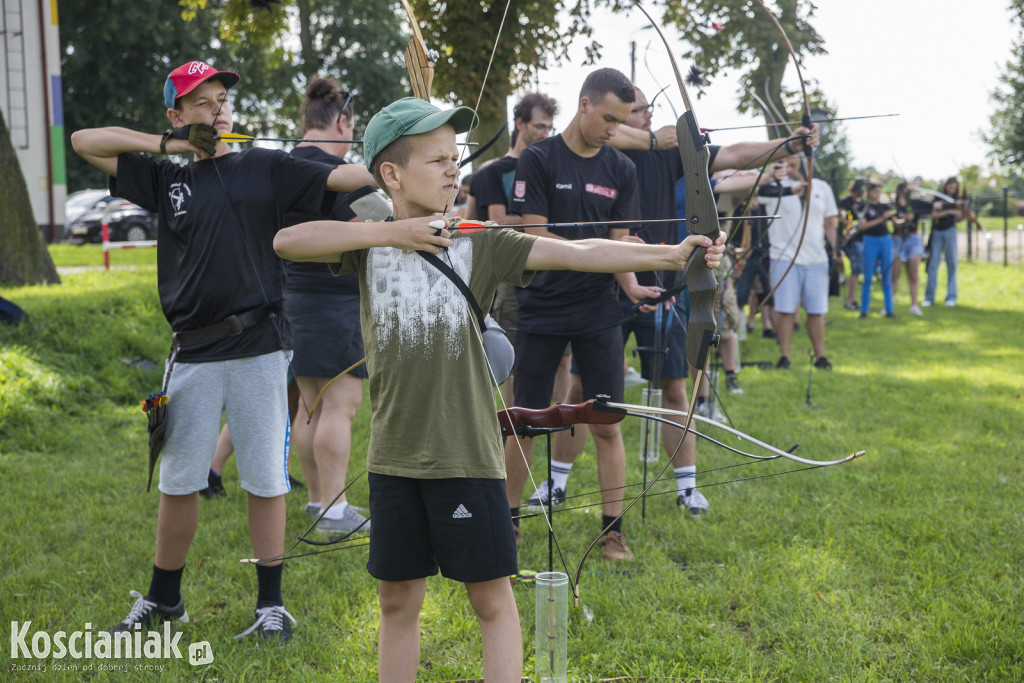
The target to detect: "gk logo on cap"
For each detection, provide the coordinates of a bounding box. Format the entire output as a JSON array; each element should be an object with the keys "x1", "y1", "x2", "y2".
[{"x1": 187, "y1": 62, "x2": 211, "y2": 76}]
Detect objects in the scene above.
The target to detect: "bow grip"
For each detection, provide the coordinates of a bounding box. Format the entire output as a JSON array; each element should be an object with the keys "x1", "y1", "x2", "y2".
[{"x1": 801, "y1": 112, "x2": 814, "y2": 160}]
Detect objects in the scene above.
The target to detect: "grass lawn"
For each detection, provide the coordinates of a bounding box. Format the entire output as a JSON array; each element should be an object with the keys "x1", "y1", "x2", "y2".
[{"x1": 1, "y1": 244, "x2": 1022, "y2": 681}]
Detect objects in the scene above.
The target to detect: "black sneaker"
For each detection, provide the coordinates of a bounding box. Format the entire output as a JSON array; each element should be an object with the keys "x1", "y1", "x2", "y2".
[
  {"x1": 199, "y1": 471, "x2": 225, "y2": 498},
  {"x1": 858, "y1": 313, "x2": 868, "y2": 319},
  {"x1": 843, "y1": 300, "x2": 858, "y2": 311},
  {"x1": 110, "y1": 590, "x2": 188, "y2": 633},
  {"x1": 762, "y1": 329, "x2": 777, "y2": 339},
  {"x1": 725, "y1": 373, "x2": 743, "y2": 394},
  {"x1": 234, "y1": 604, "x2": 296, "y2": 643},
  {"x1": 814, "y1": 356, "x2": 833, "y2": 370},
  {"x1": 776, "y1": 356, "x2": 790, "y2": 369}
]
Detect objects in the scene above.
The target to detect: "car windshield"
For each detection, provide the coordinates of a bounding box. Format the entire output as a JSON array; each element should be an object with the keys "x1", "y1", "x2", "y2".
[{"x1": 66, "y1": 192, "x2": 107, "y2": 209}]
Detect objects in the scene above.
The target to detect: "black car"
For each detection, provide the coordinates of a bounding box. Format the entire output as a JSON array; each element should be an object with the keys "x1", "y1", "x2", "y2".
[{"x1": 68, "y1": 197, "x2": 157, "y2": 243}]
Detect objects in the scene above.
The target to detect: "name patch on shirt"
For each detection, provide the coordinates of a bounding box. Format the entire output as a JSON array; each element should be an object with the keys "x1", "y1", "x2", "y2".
[
  {"x1": 585, "y1": 183, "x2": 617, "y2": 200},
  {"x1": 514, "y1": 180, "x2": 526, "y2": 199}
]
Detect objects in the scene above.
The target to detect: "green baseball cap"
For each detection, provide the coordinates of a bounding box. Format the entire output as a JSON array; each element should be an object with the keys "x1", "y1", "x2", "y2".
[{"x1": 364, "y1": 97, "x2": 478, "y2": 168}]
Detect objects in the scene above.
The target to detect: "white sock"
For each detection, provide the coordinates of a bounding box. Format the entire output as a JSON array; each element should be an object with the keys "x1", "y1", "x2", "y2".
[
  {"x1": 550, "y1": 460, "x2": 573, "y2": 491},
  {"x1": 321, "y1": 500, "x2": 349, "y2": 520},
  {"x1": 674, "y1": 466, "x2": 696, "y2": 497}
]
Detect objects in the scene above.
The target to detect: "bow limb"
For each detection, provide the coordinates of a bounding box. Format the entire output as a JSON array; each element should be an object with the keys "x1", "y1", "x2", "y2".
[
  {"x1": 753, "y1": 0, "x2": 815, "y2": 308},
  {"x1": 571, "y1": 1, "x2": 723, "y2": 606},
  {"x1": 603, "y1": 401, "x2": 865, "y2": 467},
  {"x1": 400, "y1": 0, "x2": 434, "y2": 100}
]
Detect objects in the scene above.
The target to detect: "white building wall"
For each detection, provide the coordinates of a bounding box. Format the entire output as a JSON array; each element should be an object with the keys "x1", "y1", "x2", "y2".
[{"x1": 1, "y1": 0, "x2": 65, "y2": 241}]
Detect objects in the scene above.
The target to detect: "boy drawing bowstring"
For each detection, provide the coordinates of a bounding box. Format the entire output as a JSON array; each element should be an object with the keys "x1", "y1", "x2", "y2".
[{"x1": 273, "y1": 96, "x2": 725, "y2": 682}]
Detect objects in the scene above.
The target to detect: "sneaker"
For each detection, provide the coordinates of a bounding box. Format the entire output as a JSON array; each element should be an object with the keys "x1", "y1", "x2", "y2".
[
  {"x1": 725, "y1": 374, "x2": 744, "y2": 395},
  {"x1": 523, "y1": 479, "x2": 565, "y2": 512},
  {"x1": 921, "y1": 300, "x2": 933, "y2": 307},
  {"x1": 199, "y1": 471, "x2": 225, "y2": 498},
  {"x1": 110, "y1": 590, "x2": 188, "y2": 633},
  {"x1": 315, "y1": 504, "x2": 370, "y2": 534},
  {"x1": 842, "y1": 300, "x2": 858, "y2": 311},
  {"x1": 813, "y1": 356, "x2": 833, "y2": 370},
  {"x1": 909, "y1": 304, "x2": 923, "y2": 317},
  {"x1": 233, "y1": 604, "x2": 296, "y2": 643},
  {"x1": 677, "y1": 489, "x2": 709, "y2": 519},
  {"x1": 762, "y1": 329, "x2": 777, "y2": 339},
  {"x1": 304, "y1": 503, "x2": 321, "y2": 520},
  {"x1": 858, "y1": 313, "x2": 868, "y2": 319},
  {"x1": 598, "y1": 530, "x2": 634, "y2": 562},
  {"x1": 624, "y1": 366, "x2": 646, "y2": 387},
  {"x1": 884, "y1": 311, "x2": 896, "y2": 318},
  {"x1": 696, "y1": 401, "x2": 725, "y2": 423},
  {"x1": 945, "y1": 300, "x2": 956, "y2": 307},
  {"x1": 776, "y1": 356, "x2": 790, "y2": 369}
]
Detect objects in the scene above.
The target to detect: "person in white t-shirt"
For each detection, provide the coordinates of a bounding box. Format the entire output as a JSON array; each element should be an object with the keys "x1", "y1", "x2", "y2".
[{"x1": 764, "y1": 154, "x2": 841, "y2": 370}]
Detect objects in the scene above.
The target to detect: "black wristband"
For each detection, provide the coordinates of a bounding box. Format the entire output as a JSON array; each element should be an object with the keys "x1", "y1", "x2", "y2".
[
  {"x1": 160, "y1": 132, "x2": 172, "y2": 155},
  {"x1": 649, "y1": 130, "x2": 657, "y2": 150},
  {"x1": 783, "y1": 138, "x2": 795, "y2": 154}
]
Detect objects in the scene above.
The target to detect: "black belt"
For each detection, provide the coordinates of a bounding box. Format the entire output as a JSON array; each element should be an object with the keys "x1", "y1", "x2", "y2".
[{"x1": 171, "y1": 302, "x2": 281, "y2": 349}]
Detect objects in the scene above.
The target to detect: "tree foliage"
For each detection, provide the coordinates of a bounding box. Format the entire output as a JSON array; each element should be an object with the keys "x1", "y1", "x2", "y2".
[
  {"x1": 985, "y1": 18, "x2": 1024, "y2": 172},
  {"x1": 411, "y1": 0, "x2": 598, "y2": 164}
]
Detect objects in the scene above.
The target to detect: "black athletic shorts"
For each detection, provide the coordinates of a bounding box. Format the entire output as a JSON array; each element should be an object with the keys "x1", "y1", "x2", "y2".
[
  {"x1": 513, "y1": 324, "x2": 625, "y2": 409},
  {"x1": 367, "y1": 473, "x2": 518, "y2": 583}
]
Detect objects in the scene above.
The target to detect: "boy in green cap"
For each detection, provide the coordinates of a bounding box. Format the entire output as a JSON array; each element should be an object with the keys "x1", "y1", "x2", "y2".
[{"x1": 274, "y1": 96, "x2": 726, "y2": 681}]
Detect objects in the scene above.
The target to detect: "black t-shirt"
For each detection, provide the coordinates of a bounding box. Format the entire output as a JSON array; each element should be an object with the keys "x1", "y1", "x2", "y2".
[
  {"x1": 469, "y1": 155, "x2": 519, "y2": 221},
  {"x1": 839, "y1": 195, "x2": 865, "y2": 244},
  {"x1": 893, "y1": 201, "x2": 918, "y2": 237},
  {"x1": 862, "y1": 202, "x2": 891, "y2": 237},
  {"x1": 622, "y1": 148, "x2": 683, "y2": 289},
  {"x1": 510, "y1": 135, "x2": 639, "y2": 331},
  {"x1": 933, "y1": 200, "x2": 958, "y2": 231},
  {"x1": 112, "y1": 148, "x2": 335, "y2": 362},
  {"x1": 283, "y1": 146, "x2": 359, "y2": 295}
]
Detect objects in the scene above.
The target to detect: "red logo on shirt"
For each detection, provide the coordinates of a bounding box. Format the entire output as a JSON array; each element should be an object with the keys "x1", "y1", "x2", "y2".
[
  {"x1": 514, "y1": 180, "x2": 526, "y2": 199},
  {"x1": 585, "y1": 183, "x2": 617, "y2": 200}
]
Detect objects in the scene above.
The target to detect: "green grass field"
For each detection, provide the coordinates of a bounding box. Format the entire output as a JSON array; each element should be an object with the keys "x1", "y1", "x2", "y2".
[{"x1": 1, "y1": 244, "x2": 1022, "y2": 681}]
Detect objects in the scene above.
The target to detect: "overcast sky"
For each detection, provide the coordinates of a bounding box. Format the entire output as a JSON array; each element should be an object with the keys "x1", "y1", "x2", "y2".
[{"x1": 521, "y1": 1, "x2": 1018, "y2": 180}]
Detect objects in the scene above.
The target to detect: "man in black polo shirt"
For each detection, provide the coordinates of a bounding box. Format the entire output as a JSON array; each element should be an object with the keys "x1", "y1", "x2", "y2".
[{"x1": 504, "y1": 68, "x2": 661, "y2": 562}]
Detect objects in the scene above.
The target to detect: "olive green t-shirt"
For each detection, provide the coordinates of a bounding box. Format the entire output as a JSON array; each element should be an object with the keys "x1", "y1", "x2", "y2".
[{"x1": 334, "y1": 227, "x2": 536, "y2": 478}]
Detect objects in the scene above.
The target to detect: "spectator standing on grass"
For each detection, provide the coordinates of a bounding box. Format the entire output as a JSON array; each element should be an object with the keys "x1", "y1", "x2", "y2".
[
  {"x1": 272, "y1": 95, "x2": 725, "y2": 682},
  {"x1": 858, "y1": 180, "x2": 895, "y2": 318},
  {"x1": 891, "y1": 181, "x2": 924, "y2": 316},
  {"x1": 924, "y1": 176, "x2": 962, "y2": 307},
  {"x1": 284, "y1": 77, "x2": 371, "y2": 534},
  {"x1": 764, "y1": 154, "x2": 839, "y2": 370},
  {"x1": 71, "y1": 59, "x2": 374, "y2": 642},
  {"x1": 839, "y1": 179, "x2": 867, "y2": 311}
]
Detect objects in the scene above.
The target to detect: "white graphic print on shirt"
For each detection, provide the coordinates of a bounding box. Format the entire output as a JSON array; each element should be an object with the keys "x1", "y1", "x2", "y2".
[{"x1": 366, "y1": 238, "x2": 474, "y2": 359}]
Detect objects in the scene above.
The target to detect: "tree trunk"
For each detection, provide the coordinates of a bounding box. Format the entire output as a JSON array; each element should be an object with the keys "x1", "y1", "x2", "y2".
[{"x1": 0, "y1": 110, "x2": 59, "y2": 285}]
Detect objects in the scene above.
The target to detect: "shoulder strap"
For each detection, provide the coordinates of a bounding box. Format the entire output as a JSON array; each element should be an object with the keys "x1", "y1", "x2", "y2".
[{"x1": 416, "y1": 251, "x2": 487, "y2": 332}]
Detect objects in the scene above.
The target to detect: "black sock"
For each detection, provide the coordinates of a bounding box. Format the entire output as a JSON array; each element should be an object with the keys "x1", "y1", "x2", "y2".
[
  {"x1": 726, "y1": 370, "x2": 736, "y2": 378},
  {"x1": 148, "y1": 564, "x2": 184, "y2": 606},
  {"x1": 510, "y1": 507, "x2": 520, "y2": 528},
  {"x1": 602, "y1": 515, "x2": 622, "y2": 534},
  {"x1": 256, "y1": 563, "x2": 283, "y2": 608},
  {"x1": 696, "y1": 396, "x2": 707, "y2": 407},
  {"x1": 208, "y1": 469, "x2": 221, "y2": 482}
]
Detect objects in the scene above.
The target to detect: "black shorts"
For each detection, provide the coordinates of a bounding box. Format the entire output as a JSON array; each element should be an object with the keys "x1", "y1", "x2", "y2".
[
  {"x1": 513, "y1": 324, "x2": 624, "y2": 409},
  {"x1": 366, "y1": 473, "x2": 518, "y2": 583},
  {"x1": 621, "y1": 299, "x2": 689, "y2": 379},
  {"x1": 284, "y1": 289, "x2": 368, "y2": 379}
]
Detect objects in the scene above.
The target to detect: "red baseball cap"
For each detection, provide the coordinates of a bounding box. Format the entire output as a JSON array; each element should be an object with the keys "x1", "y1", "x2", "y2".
[{"x1": 163, "y1": 60, "x2": 240, "y2": 109}]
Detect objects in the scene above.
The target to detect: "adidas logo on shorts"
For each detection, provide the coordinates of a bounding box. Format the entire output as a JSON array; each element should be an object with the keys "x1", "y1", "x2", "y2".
[{"x1": 452, "y1": 504, "x2": 473, "y2": 519}]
